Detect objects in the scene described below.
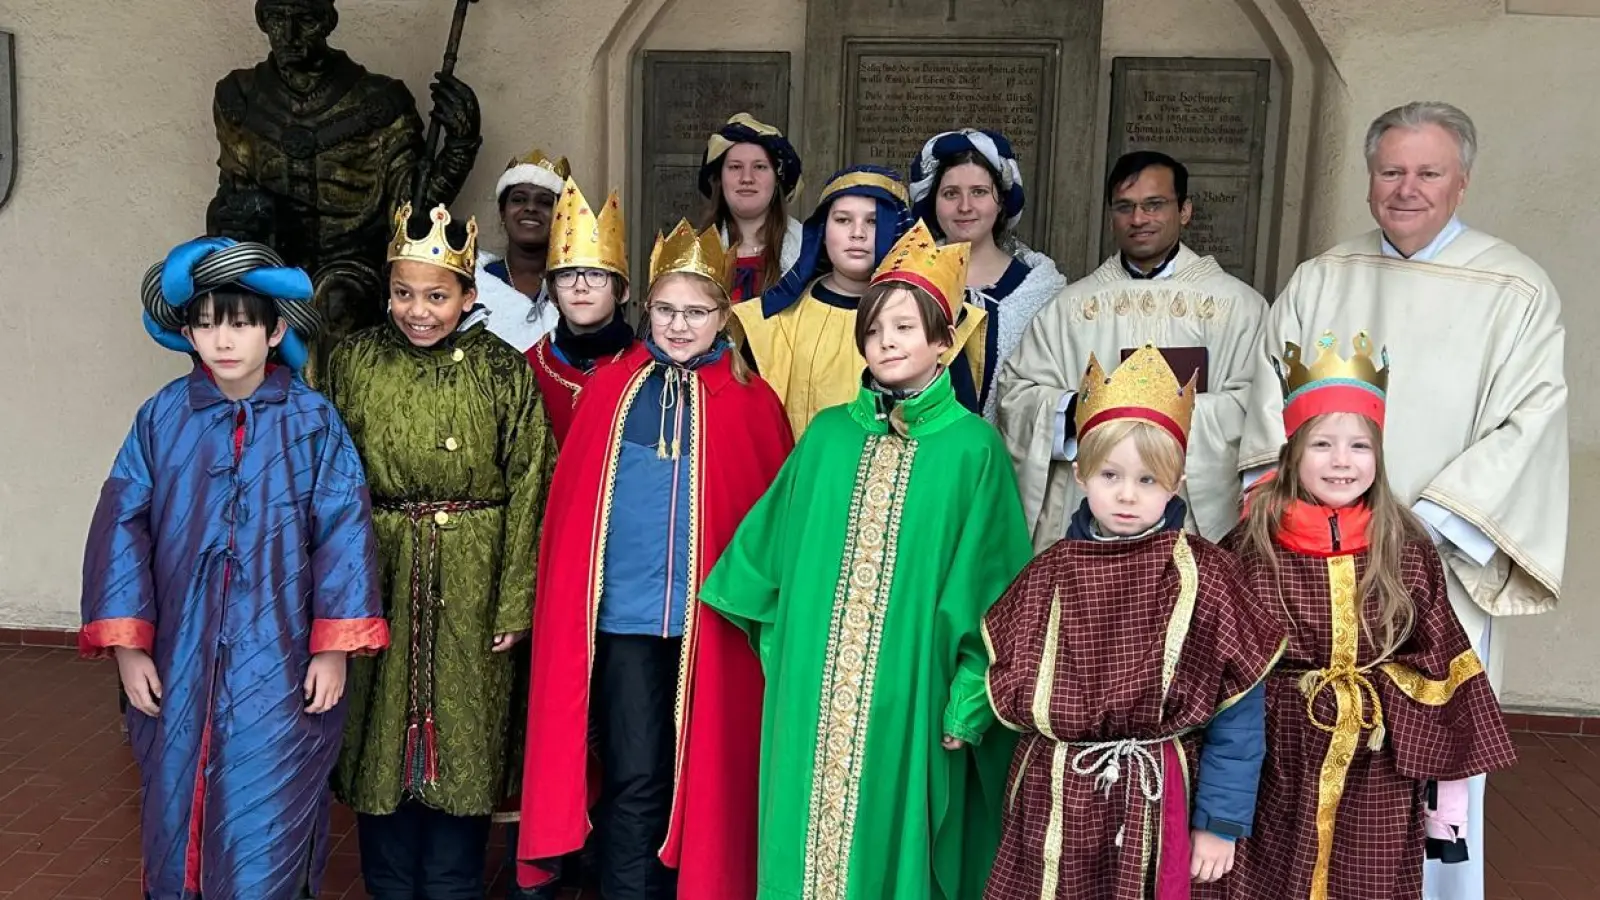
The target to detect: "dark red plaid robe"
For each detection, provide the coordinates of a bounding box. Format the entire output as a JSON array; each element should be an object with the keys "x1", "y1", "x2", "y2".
[
  {"x1": 1220, "y1": 535, "x2": 1517, "y2": 900},
  {"x1": 982, "y1": 532, "x2": 1283, "y2": 900}
]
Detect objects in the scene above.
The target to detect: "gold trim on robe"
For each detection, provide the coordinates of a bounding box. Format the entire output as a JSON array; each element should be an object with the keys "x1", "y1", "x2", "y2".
[
  {"x1": 802, "y1": 435, "x2": 918, "y2": 900},
  {"x1": 662, "y1": 369, "x2": 706, "y2": 854},
  {"x1": 1304, "y1": 554, "x2": 1384, "y2": 900},
  {"x1": 1380, "y1": 649, "x2": 1485, "y2": 706}
]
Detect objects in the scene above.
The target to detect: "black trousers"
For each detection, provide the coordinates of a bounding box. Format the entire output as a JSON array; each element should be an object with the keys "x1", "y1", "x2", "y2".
[
  {"x1": 357, "y1": 800, "x2": 491, "y2": 900},
  {"x1": 593, "y1": 632, "x2": 681, "y2": 900}
]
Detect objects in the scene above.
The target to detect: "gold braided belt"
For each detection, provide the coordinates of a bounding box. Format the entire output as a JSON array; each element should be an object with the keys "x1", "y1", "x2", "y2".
[{"x1": 1296, "y1": 554, "x2": 1487, "y2": 900}]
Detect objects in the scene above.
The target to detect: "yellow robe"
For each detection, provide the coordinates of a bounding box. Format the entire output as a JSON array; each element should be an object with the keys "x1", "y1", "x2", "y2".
[
  {"x1": 733, "y1": 278, "x2": 987, "y2": 438},
  {"x1": 996, "y1": 245, "x2": 1268, "y2": 549}
]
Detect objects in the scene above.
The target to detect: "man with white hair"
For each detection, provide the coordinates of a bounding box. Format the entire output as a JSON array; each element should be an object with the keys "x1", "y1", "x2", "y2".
[{"x1": 1237, "y1": 101, "x2": 1568, "y2": 900}]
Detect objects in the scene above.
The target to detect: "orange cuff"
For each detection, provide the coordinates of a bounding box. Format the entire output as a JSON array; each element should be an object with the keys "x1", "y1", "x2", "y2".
[
  {"x1": 79, "y1": 618, "x2": 156, "y2": 659},
  {"x1": 310, "y1": 618, "x2": 390, "y2": 656}
]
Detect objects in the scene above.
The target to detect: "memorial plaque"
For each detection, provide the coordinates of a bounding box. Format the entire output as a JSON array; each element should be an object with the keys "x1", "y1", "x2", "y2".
[
  {"x1": 1104, "y1": 58, "x2": 1271, "y2": 286},
  {"x1": 844, "y1": 41, "x2": 1057, "y2": 246},
  {"x1": 804, "y1": 0, "x2": 1103, "y2": 272},
  {"x1": 0, "y1": 29, "x2": 16, "y2": 211},
  {"x1": 633, "y1": 51, "x2": 790, "y2": 279}
]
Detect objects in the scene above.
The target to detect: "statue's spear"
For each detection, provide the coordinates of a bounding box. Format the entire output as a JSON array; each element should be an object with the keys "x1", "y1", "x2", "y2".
[{"x1": 412, "y1": 0, "x2": 480, "y2": 208}]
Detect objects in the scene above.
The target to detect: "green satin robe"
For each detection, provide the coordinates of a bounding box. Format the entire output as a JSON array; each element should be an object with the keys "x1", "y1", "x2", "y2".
[
  {"x1": 700, "y1": 371, "x2": 1033, "y2": 900},
  {"x1": 326, "y1": 322, "x2": 554, "y2": 816}
]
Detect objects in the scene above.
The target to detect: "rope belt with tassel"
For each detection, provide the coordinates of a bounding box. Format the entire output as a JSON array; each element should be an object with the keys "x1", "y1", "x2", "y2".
[
  {"x1": 374, "y1": 497, "x2": 501, "y2": 790},
  {"x1": 1067, "y1": 736, "x2": 1171, "y2": 850},
  {"x1": 1279, "y1": 658, "x2": 1390, "y2": 900}
]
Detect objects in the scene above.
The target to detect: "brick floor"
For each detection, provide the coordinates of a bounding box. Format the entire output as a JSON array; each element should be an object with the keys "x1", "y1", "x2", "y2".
[{"x1": 1, "y1": 645, "x2": 1595, "y2": 898}]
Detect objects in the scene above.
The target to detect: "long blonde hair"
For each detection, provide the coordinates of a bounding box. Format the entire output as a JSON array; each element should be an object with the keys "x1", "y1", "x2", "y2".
[
  {"x1": 1239, "y1": 413, "x2": 1425, "y2": 658},
  {"x1": 645, "y1": 272, "x2": 752, "y2": 384}
]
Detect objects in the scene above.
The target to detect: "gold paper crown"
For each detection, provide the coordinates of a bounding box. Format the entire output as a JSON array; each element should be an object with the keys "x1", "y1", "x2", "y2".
[
  {"x1": 547, "y1": 178, "x2": 628, "y2": 279},
  {"x1": 387, "y1": 203, "x2": 478, "y2": 278},
  {"x1": 649, "y1": 219, "x2": 730, "y2": 293},
  {"x1": 1076, "y1": 344, "x2": 1197, "y2": 447},
  {"x1": 504, "y1": 147, "x2": 571, "y2": 180},
  {"x1": 1278, "y1": 330, "x2": 1389, "y2": 399},
  {"x1": 870, "y1": 220, "x2": 969, "y2": 318}
]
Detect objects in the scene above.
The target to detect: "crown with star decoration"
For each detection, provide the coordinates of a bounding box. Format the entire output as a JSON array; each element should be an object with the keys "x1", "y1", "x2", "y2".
[
  {"x1": 1277, "y1": 330, "x2": 1390, "y2": 435},
  {"x1": 387, "y1": 203, "x2": 477, "y2": 278},
  {"x1": 869, "y1": 220, "x2": 969, "y2": 321},
  {"x1": 649, "y1": 219, "x2": 730, "y2": 294},
  {"x1": 496, "y1": 147, "x2": 571, "y2": 199},
  {"x1": 546, "y1": 178, "x2": 628, "y2": 280},
  {"x1": 1076, "y1": 344, "x2": 1198, "y2": 450}
]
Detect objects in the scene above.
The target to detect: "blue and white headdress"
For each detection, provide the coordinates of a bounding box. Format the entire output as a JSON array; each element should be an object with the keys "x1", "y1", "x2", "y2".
[
  {"x1": 140, "y1": 237, "x2": 321, "y2": 373},
  {"x1": 908, "y1": 128, "x2": 1026, "y2": 237}
]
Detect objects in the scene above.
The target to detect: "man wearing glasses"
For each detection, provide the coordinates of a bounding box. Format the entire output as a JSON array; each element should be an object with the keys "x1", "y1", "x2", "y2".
[{"x1": 997, "y1": 151, "x2": 1269, "y2": 548}]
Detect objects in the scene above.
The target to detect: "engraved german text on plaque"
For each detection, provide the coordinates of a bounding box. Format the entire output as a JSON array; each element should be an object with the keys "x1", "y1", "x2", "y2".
[
  {"x1": 844, "y1": 40, "x2": 1057, "y2": 246},
  {"x1": 635, "y1": 51, "x2": 790, "y2": 278},
  {"x1": 1104, "y1": 58, "x2": 1271, "y2": 285}
]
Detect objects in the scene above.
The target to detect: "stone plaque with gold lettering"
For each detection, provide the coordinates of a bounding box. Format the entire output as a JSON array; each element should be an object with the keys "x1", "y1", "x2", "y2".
[
  {"x1": 634, "y1": 51, "x2": 790, "y2": 277},
  {"x1": 804, "y1": 0, "x2": 1103, "y2": 273},
  {"x1": 1104, "y1": 58, "x2": 1272, "y2": 285},
  {"x1": 845, "y1": 41, "x2": 1056, "y2": 246}
]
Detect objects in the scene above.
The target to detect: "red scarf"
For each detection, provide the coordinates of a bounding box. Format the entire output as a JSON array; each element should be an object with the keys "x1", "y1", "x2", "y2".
[{"x1": 1276, "y1": 499, "x2": 1372, "y2": 557}]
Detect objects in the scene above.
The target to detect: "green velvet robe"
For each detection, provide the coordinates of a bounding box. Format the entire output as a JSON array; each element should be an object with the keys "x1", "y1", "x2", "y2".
[
  {"x1": 700, "y1": 371, "x2": 1034, "y2": 900},
  {"x1": 326, "y1": 322, "x2": 555, "y2": 817}
]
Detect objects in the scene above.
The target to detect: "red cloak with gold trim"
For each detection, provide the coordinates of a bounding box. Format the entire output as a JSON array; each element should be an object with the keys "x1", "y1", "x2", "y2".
[
  {"x1": 516, "y1": 343, "x2": 794, "y2": 896},
  {"x1": 525, "y1": 333, "x2": 636, "y2": 447}
]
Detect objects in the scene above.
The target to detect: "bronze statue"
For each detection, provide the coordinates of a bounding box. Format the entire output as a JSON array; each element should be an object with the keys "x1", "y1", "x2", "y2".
[{"x1": 208, "y1": 0, "x2": 483, "y2": 380}]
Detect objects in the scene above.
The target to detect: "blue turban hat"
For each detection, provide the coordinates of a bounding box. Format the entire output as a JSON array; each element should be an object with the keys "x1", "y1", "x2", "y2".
[
  {"x1": 140, "y1": 237, "x2": 321, "y2": 373},
  {"x1": 698, "y1": 112, "x2": 804, "y2": 206},
  {"x1": 759, "y1": 165, "x2": 911, "y2": 318},
  {"x1": 908, "y1": 128, "x2": 1026, "y2": 237}
]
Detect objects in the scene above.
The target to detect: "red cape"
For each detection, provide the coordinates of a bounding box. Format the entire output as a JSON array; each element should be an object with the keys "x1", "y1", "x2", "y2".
[
  {"x1": 517, "y1": 344, "x2": 793, "y2": 897},
  {"x1": 525, "y1": 334, "x2": 636, "y2": 447}
]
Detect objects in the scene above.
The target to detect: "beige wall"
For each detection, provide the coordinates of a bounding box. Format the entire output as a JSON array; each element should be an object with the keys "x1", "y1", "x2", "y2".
[{"x1": 0, "y1": 0, "x2": 1592, "y2": 710}]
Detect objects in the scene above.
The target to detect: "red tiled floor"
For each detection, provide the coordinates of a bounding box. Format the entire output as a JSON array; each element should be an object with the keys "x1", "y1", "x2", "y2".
[
  {"x1": 3, "y1": 646, "x2": 1597, "y2": 898},
  {"x1": 0, "y1": 647, "x2": 568, "y2": 899}
]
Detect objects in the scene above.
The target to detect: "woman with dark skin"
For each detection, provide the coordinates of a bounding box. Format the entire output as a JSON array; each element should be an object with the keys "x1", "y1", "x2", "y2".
[{"x1": 476, "y1": 148, "x2": 573, "y2": 355}]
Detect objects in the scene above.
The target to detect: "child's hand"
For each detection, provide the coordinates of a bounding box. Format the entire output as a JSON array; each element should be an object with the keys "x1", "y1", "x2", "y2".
[
  {"x1": 491, "y1": 631, "x2": 527, "y2": 653},
  {"x1": 941, "y1": 735, "x2": 967, "y2": 750},
  {"x1": 304, "y1": 651, "x2": 349, "y2": 714},
  {"x1": 114, "y1": 647, "x2": 162, "y2": 717},
  {"x1": 1190, "y1": 830, "x2": 1236, "y2": 883}
]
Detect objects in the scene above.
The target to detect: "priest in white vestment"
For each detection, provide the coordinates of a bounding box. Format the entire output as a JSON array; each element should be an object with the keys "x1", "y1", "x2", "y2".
[
  {"x1": 997, "y1": 151, "x2": 1268, "y2": 548},
  {"x1": 1237, "y1": 101, "x2": 1569, "y2": 900}
]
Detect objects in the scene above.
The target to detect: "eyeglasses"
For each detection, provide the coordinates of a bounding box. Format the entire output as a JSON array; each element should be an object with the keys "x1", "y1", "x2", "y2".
[
  {"x1": 1109, "y1": 198, "x2": 1176, "y2": 217},
  {"x1": 553, "y1": 269, "x2": 613, "y2": 289},
  {"x1": 648, "y1": 303, "x2": 718, "y2": 327}
]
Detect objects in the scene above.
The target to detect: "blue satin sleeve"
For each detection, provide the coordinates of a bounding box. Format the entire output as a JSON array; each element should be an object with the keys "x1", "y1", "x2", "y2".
[
  {"x1": 307, "y1": 412, "x2": 386, "y2": 652},
  {"x1": 80, "y1": 416, "x2": 159, "y2": 641},
  {"x1": 1190, "y1": 681, "x2": 1266, "y2": 839}
]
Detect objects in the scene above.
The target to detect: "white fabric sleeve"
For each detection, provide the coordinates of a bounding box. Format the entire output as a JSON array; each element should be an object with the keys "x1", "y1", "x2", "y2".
[
  {"x1": 1412, "y1": 499, "x2": 1498, "y2": 567},
  {"x1": 1052, "y1": 391, "x2": 1077, "y2": 462}
]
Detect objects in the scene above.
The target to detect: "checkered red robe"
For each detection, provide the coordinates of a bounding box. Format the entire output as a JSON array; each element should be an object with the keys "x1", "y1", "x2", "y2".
[
  {"x1": 982, "y1": 532, "x2": 1282, "y2": 900},
  {"x1": 1220, "y1": 535, "x2": 1517, "y2": 900}
]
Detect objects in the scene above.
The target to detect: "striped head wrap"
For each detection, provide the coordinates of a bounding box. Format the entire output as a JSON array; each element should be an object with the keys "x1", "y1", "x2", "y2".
[
  {"x1": 908, "y1": 129, "x2": 1026, "y2": 237},
  {"x1": 141, "y1": 238, "x2": 321, "y2": 373}
]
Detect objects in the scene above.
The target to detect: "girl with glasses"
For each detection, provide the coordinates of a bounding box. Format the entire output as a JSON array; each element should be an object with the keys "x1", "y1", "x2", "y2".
[{"x1": 517, "y1": 221, "x2": 792, "y2": 900}]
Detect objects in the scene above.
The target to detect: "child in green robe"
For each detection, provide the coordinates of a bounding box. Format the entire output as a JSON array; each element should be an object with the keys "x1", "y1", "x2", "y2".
[{"x1": 701, "y1": 221, "x2": 1034, "y2": 900}]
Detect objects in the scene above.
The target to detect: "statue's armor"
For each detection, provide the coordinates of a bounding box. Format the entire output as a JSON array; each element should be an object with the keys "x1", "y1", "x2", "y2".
[{"x1": 208, "y1": 50, "x2": 424, "y2": 284}]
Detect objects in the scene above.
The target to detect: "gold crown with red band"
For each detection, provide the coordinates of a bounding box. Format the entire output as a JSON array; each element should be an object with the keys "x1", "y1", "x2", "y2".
[
  {"x1": 1076, "y1": 344, "x2": 1197, "y2": 449},
  {"x1": 870, "y1": 221, "x2": 969, "y2": 321},
  {"x1": 1277, "y1": 330, "x2": 1389, "y2": 436}
]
